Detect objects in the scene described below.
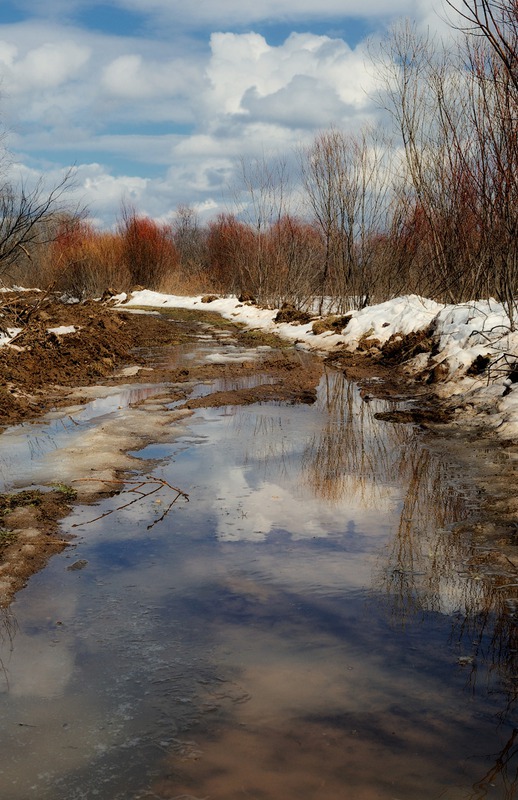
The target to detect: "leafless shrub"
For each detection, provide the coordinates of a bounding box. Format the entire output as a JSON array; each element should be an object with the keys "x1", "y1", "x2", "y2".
[{"x1": 0, "y1": 170, "x2": 76, "y2": 286}]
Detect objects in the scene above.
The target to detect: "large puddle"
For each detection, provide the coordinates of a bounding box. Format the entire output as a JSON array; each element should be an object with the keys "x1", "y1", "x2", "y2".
[{"x1": 0, "y1": 324, "x2": 517, "y2": 799}]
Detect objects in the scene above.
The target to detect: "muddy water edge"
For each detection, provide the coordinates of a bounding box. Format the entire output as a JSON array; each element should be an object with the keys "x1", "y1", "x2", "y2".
[{"x1": 0, "y1": 308, "x2": 517, "y2": 800}]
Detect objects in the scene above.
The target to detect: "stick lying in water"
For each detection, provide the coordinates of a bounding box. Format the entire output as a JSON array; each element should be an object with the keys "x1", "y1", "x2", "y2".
[{"x1": 71, "y1": 477, "x2": 189, "y2": 530}]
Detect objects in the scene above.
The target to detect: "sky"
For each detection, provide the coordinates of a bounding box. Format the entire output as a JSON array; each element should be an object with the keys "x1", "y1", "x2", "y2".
[{"x1": 0, "y1": 0, "x2": 450, "y2": 228}]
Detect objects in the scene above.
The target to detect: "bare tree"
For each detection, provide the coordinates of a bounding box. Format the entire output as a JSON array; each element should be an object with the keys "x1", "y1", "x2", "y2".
[
  {"x1": 301, "y1": 126, "x2": 392, "y2": 312},
  {"x1": 373, "y1": 22, "x2": 493, "y2": 303},
  {"x1": 444, "y1": 1, "x2": 518, "y2": 327},
  {"x1": 172, "y1": 204, "x2": 208, "y2": 275},
  {"x1": 232, "y1": 154, "x2": 292, "y2": 304},
  {"x1": 463, "y1": 41, "x2": 518, "y2": 326},
  {"x1": 445, "y1": 0, "x2": 518, "y2": 93},
  {"x1": 118, "y1": 201, "x2": 179, "y2": 289},
  {"x1": 300, "y1": 128, "x2": 344, "y2": 311},
  {"x1": 0, "y1": 170, "x2": 75, "y2": 283}
]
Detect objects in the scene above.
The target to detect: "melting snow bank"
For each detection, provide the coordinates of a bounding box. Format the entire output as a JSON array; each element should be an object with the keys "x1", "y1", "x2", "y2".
[{"x1": 118, "y1": 290, "x2": 518, "y2": 441}]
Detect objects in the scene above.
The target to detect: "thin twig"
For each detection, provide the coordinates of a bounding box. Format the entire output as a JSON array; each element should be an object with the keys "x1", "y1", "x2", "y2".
[{"x1": 71, "y1": 477, "x2": 189, "y2": 529}]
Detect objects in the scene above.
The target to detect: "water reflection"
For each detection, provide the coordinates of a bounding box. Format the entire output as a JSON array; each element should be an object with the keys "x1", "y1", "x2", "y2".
[
  {"x1": 0, "y1": 337, "x2": 517, "y2": 798},
  {"x1": 0, "y1": 607, "x2": 16, "y2": 688},
  {"x1": 299, "y1": 370, "x2": 518, "y2": 748},
  {"x1": 471, "y1": 728, "x2": 518, "y2": 800},
  {"x1": 205, "y1": 367, "x2": 518, "y2": 786},
  {"x1": 302, "y1": 370, "x2": 411, "y2": 505}
]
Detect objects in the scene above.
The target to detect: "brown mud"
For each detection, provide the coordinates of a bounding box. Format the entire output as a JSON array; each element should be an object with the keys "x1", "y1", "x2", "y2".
[
  {"x1": 0, "y1": 292, "x2": 321, "y2": 423},
  {"x1": 0, "y1": 487, "x2": 78, "y2": 605},
  {"x1": 0, "y1": 290, "x2": 517, "y2": 606},
  {"x1": 0, "y1": 291, "x2": 201, "y2": 424}
]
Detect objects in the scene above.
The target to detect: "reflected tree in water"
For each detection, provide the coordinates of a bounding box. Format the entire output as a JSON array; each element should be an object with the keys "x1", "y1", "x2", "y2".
[
  {"x1": 301, "y1": 371, "x2": 413, "y2": 506},
  {"x1": 0, "y1": 607, "x2": 17, "y2": 689},
  {"x1": 381, "y1": 446, "x2": 477, "y2": 621},
  {"x1": 301, "y1": 368, "x2": 518, "y2": 744},
  {"x1": 469, "y1": 726, "x2": 518, "y2": 800}
]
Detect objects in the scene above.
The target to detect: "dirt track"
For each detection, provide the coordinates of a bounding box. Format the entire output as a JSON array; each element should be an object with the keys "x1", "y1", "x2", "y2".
[
  {"x1": 0, "y1": 291, "x2": 194, "y2": 424},
  {"x1": 0, "y1": 291, "x2": 325, "y2": 425},
  {"x1": 0, "y1": 291, "x2": 517, "y2": 608}
]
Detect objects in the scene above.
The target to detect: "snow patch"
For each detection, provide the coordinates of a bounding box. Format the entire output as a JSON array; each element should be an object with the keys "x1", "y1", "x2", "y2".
[
  {"x1": 0, "y1": 328, "x2": 22, "y2": 347},
  {"x1": 47, "y1": 325, "x2": 77, "y2": 336},
  {"x1": 204, "y1": 349, "x2": 259, "y2": 364}
]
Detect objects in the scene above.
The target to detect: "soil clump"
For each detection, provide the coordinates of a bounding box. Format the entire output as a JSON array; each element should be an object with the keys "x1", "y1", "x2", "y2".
[
  {"x1": 0, "y1": 291, "x2": 201, "y2": 425},
  {"x1": 0, "y1": 486, "x2": 77, "y2": 604}
]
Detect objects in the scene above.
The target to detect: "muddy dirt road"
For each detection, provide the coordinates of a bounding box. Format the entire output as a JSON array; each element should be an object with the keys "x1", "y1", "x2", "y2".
[
  {"x1": 0, "y1": 299, "x2": 518, "y2": 799},
  {"x1": 0, "y1": 290, "x2": 517, "y2": 609}
]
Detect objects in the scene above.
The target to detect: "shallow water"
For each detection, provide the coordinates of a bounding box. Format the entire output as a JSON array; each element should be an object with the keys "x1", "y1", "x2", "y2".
[
  {"x1": 0, "y1": 384, "x2": 165, "y2": 491},
  {"x1": 0, "y1": 330, "x2": 517, "y2": 799}
]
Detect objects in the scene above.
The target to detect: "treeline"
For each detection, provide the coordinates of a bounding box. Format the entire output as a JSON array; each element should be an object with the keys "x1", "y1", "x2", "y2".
[{"x1": 3, "y1": 1, "x2": 517, "y2": 325}]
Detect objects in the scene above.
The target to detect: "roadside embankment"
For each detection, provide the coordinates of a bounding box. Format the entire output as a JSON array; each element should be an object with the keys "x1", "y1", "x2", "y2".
[{"x1": 119, "y1": 290, "x2": 518, "y2": 442}]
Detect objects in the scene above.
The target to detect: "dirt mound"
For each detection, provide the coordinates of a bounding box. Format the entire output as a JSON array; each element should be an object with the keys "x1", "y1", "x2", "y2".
[
  {"x1": 274, "y1": 303, "x2": 313, "y2": 325},
  {"x1": 380, "y1": 326, "x2": 435, "y2": 364},
  {"x1": 312, "y1": 315, "x2": 351, "y2": 336},
  {"x1": 0, "y1": 292, "x2": 183, "y2": 425}
]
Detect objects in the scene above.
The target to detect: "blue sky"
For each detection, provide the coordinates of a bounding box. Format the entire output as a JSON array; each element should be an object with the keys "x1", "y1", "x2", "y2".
[{"x1": 0, "y1": 0, "x2": 445, "y2": 227}]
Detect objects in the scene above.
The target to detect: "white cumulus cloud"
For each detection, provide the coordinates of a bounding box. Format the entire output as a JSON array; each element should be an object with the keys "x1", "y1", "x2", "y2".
[
  {"x1": 200, "y1": 30, "x2": 378, "y2": 146},
  {"x1": 0, "y1": 1, "x2": 451, "y2": 226},
  {"x1": 0, "y1": 39, "x2": 90, "y2": 93}
]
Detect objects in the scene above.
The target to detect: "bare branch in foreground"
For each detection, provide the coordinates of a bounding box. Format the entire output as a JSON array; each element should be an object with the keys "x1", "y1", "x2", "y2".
[{"x1": 71, "y1": 477, "x2": 189, "y2": 530}]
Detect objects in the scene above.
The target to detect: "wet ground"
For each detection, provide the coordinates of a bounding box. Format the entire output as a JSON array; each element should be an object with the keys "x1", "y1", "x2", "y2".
[
  {"x1": 0, "y1": 308, "x2": 518, "y2": 798},
  {"x1": 0, "y1": 300, "x2": 323, "y2": 601}
]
